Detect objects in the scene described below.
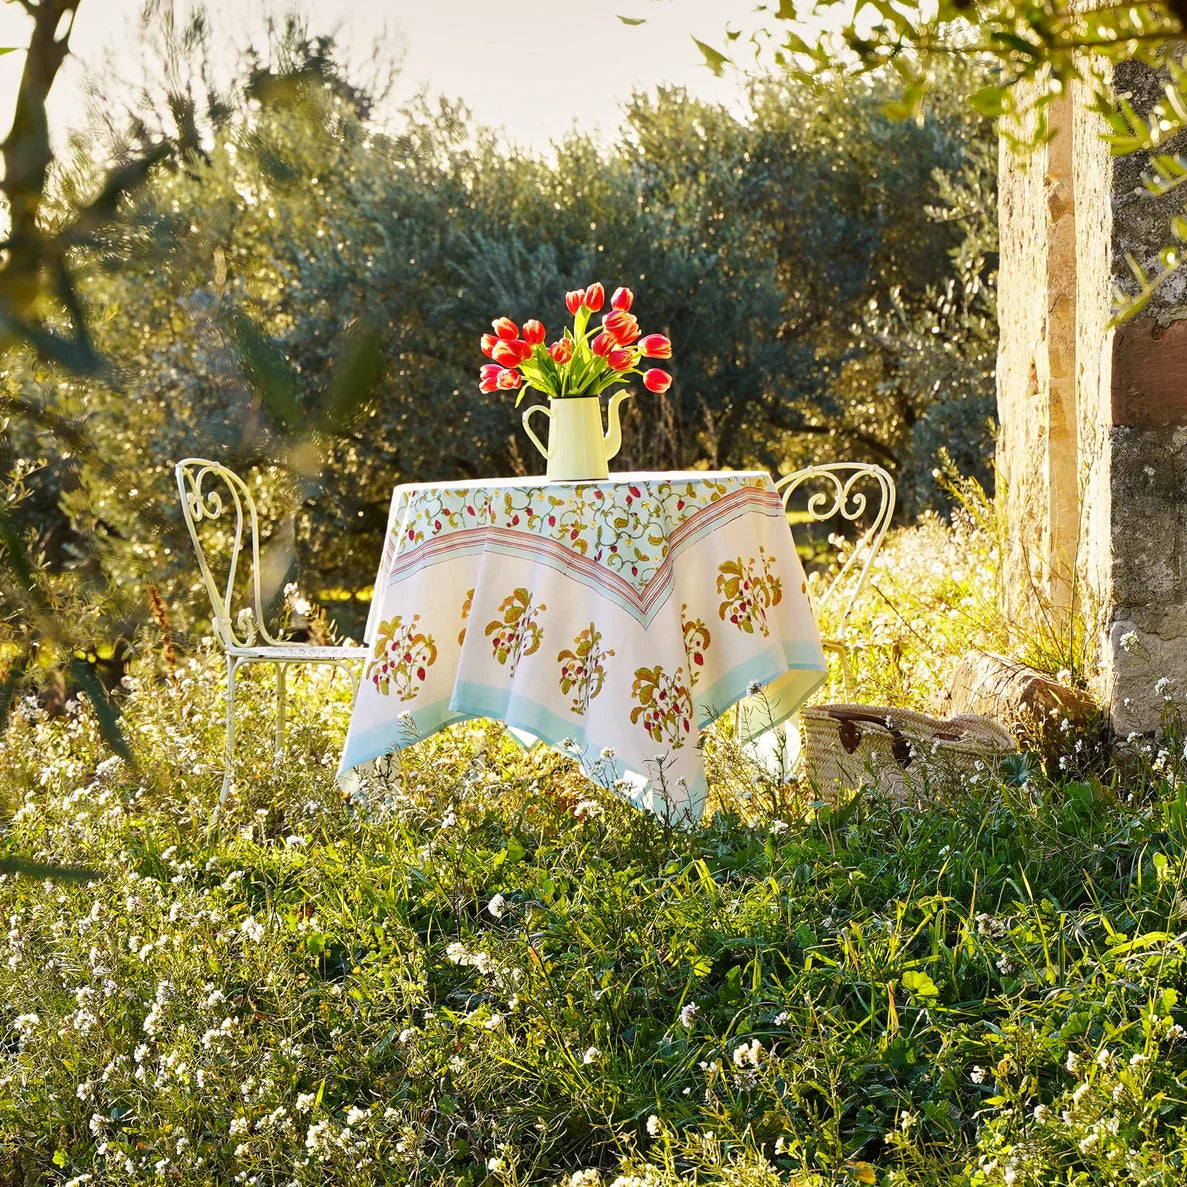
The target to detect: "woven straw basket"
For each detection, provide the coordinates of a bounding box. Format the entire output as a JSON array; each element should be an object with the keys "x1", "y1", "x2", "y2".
[{"x1": 800, "y1": 704, "x2": 1016, "y2": 801}]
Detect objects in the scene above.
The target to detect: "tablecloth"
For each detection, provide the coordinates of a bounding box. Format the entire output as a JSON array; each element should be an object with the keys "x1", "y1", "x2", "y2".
[{"x1": 339, "y1": 471, "x2": 827, "y2": 823}]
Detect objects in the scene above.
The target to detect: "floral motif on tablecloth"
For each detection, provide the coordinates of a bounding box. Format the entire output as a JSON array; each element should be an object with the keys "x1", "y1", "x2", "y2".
[
  {"x1": 485, "y1": 588, "x2": 546, "y2": 673},
  {"x1": 717, "y1": 548, "x2": 784, "y2": 637},
  {"x1": 458, "y1": 588, "x2": 474, "y2": 645},
  {"x1": 630, "y1": 664, "x2": 693, "y2": 748},
  {"x1": 557, "y1": 624, "x2": 615, "y2": 715},
  {"x1": 680, "y1": 604, "x2": 711, "y2": 687},
  {"x1": 393, "y1": 476, "x2": 758, "y2": 589},
  {"x1": 366, "y1": 615, "x2": 438, "y2": 700}
]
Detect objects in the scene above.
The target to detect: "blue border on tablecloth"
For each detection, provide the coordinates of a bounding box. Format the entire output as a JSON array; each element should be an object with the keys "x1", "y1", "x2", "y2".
[
  {"x1": 695, "y1": 640, "x2": 828, "y2": 735},
  {"x1": 337, "y1": 641, "x2": 829, "y2": 827}
]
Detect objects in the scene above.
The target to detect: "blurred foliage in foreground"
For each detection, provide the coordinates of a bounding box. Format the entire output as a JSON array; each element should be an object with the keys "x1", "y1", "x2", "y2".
[
  {"x1": 2, "y1": 6, "x2": 997, "y2": 660},
  {"x1": 702, "y1": 0, "x2": 1187, "y2": 318},
  {"x1": 1, "y1": 510, "x2": 1186, "y2": 1184}
]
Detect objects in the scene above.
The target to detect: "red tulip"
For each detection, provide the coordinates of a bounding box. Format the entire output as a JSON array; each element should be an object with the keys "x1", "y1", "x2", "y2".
[
  {"x1": 591, "y1": 331, "x2": 615, "y2": 358},
  {"x1": 480, "y1": 333, "x2": 498, "y2": 357},
  {"x1": 496, "y1": 368, "x2": 522, "y2": 390},
  {"x1": 603, "y1": 310, "x2": 640, "y2": 344},
  {"x1": 565, "y1": 289, "x2": 586, "y2": 315},
  {"x1": 584, "y1": 282, "x2": 605, "y2": 311},
  {"x1": 522, "y1": 319, "x2": 546, "y2": 345},
  {"x1": 549, "y1": 339, "x2": 573, "y2": 364},
  {"x1": 611, "y1": 286, "x2": 634, "y2": 311},
  {"x1": 617, "y1": 318, "x2": 641, "y2": 345},
  {"x1": 479, "y1": 375, "x2": 499, "y2": 394},
  {"x1": 643, "y1": 368, "x2": 671, "y2": 393},
  {"x1": 639, "y1": 333, "x2": 672, "y2": 359},
  {"x1": 480, "y1": 363, "x2": 502, "y2": 382},
  {"x1": 492, "y1": 339, "x2": 524, "y2": 366},
  {"x1": 608, "y1": 348, "x2": 633, "y2": 371},
  {"x1": 492, "y1": 317, "x2": 519, "y2": 340}
]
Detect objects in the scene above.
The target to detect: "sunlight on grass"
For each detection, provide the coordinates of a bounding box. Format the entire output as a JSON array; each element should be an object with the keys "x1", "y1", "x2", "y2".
[{"x1": 2, "y1": 514, "x2": 1186, "y2": 1185}]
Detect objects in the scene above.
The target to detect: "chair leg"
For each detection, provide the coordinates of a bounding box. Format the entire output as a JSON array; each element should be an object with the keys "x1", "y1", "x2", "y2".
[
  {"x1": 839, "y1": 643, "x2": 856, "y2": 699},
  {"x1": 275, "y1": 662, "x2": 287, "y2": 763},
  {"x1": 220, "y1": 656, "x2": 238, "y2": 805}
]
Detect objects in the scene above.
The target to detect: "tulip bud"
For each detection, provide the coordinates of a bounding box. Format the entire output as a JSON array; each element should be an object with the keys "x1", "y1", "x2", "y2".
[
  {"x1": 584, "y1": 283, "x2": 605, "y2": 311},
  {"x1": 591, "y1": 332, "x2": 614, "y2": 358},
  {"x1": 522, "y1": 319, "x2": 546, "y2": 346},
  {"x1": 480, "y1": 333, "x2": 498, "y2": 357},
  {"x1": 492, "y1": 317, "x2": 519, "y2": 340},
  {"x1": 549, "y1": 339, "x2": 573, "y2": 364},
  {"x1": 611, "y1": 286, "x2": 634, "y2": 311},
  {"x1": 643, "y1": 369, "x2": 671, "y2": 393},
  {"x1": 496, "y1": 368, "x2": 522, "y2": 390},
  {"x1": 492, "y1": 340, "x2": 523, "y2": 367},
  {"x1": 608, "y1": 348, "x2": 633, "y2": 371},
  {"x1": 565, "y1": 289, "x2": 586, "y2": 315},
  {"x1": 639, "y1": 333, "x2": 672, "y2": 359},
  {"x1": 480, "y1": 363, "x2": 502, "y2": 382},
  {"x1": 479, "y1": 375, "x2": 499, "y2": 393}
]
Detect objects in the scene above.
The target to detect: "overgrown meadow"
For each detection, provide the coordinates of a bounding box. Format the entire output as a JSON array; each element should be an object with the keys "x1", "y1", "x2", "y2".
[{"x1": 2, "y1": 515, "x2": 1187, "y2": 1187}]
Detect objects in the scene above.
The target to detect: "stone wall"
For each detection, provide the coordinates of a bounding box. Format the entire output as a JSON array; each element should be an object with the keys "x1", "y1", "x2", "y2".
[
  {"x1": 996, "y1": 59, "x2": 1187, "y2": 734},
  {"x1": 996, "y1": 95, "x2": 1078, "y2": 621}
]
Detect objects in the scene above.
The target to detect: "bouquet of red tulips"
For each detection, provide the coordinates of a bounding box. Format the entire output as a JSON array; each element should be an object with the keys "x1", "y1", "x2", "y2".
[{"x1": 478, "y1": 283, "x2": 672, "y2": 406}]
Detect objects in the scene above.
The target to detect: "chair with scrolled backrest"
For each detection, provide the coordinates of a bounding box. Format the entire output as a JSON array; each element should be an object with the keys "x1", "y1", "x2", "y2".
[
  {"x1": 175, "y1": 458, "x2": 368, "y2": 805},
  {"x1": 775, "y1": 462, "x2": 897, "y2": 696}
]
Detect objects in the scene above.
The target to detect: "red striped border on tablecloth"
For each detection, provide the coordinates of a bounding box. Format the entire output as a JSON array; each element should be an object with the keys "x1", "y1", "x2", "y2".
[{"x1": 380, "y1": 483, "x2": 784, "y2": 618}]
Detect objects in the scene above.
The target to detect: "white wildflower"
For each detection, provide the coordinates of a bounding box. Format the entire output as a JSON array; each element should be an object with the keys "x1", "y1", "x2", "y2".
[
  {"x1": 679, "y1": 1002, "x2": 698, "y2": 1029},
  {"x1": 732, "y1": 1038, "x2": 763, "y2": 1068},
  {"x1": 487, "y1": 893, "x2": 507, "y2": 918},
  {"x1": 646, "y1": 1114, "x2": 662, "y2": 1137},
  {"x1": 582, "y1": 1046, "x2": 601, "y2": 1064},
  {"x1": 295, "y1": 1093, "x2": 317, "y2": 1113}
]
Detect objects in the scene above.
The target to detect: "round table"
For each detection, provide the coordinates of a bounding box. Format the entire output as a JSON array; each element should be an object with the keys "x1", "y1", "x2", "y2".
[{"x1": 338, "y1": 471, "x2": 827, "y2": 824}]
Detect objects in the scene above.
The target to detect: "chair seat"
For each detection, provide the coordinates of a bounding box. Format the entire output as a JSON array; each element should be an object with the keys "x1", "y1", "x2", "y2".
[{"x1": 227, "y1": 644, "x2": 369, "y2": 662}]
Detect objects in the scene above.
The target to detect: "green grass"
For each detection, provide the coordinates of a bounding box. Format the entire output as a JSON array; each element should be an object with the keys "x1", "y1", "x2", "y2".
[{"x1": 2, "y1": 514, "x2": 1187, "y2": 1185}]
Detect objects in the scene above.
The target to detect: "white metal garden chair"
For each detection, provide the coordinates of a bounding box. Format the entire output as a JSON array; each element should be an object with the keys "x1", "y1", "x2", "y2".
[
  {"x1": 175, "y1": 458, "x2": 367, "y2": 804},
  {"x1": 740, "y1": 462, "x2": 896, "y2": 781},
  {"x1": 776, "y1": 462, "x2": 897, "y2": 696}
]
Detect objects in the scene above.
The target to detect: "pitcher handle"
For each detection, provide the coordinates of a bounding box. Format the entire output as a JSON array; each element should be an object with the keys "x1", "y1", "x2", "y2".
[{"x1": 522, "y1": 403, "x2": 552, "y2": 460}]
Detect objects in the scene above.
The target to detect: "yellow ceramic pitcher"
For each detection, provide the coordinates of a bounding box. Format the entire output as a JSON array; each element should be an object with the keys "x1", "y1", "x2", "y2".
[{"x1": 522, "y1": 391, "x2": 632, "y2": 481}]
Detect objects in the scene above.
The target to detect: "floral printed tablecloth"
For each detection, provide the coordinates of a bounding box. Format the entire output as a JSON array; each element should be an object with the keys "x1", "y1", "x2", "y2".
[{"x1": 339, "y1": 471, "x2": 827, "y2": 823}]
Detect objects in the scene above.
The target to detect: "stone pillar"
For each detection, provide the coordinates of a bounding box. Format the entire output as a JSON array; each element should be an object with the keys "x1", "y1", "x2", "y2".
[{"x1": 996, "y1": 61, "x2": 1187, "y2": 735}]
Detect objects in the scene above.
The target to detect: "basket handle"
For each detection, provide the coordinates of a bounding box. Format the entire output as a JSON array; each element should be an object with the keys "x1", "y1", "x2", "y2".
[{"x1": 828, "y1": 708, "x2": 916, "y2": 768}]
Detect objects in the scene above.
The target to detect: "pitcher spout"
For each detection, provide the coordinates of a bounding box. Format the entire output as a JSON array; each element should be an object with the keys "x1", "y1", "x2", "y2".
[{"x1": 603, "y1": 389, "x2": 632, "y2": 463}]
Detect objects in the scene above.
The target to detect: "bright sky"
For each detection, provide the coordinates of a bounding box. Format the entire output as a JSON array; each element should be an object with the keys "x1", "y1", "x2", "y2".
[{"x1": 0, "y1": 0, "x2": 762, "y2": 153}]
